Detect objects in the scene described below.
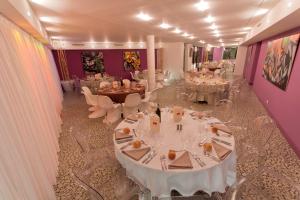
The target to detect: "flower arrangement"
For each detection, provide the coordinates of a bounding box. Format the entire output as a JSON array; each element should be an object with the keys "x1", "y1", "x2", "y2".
[{"x1": 124, "y1": 51, "x2": 141, "y2": 71}]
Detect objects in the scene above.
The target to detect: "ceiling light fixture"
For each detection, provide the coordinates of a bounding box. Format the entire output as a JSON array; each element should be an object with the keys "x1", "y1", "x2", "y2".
[
  {"x1": 221, "y1": 43, "x2": 225, "y2": 46},
  {"x1": 219, "y1": 39, "x2": 223, "y2": 42},
  {"x1": 210, "y1": 23, "x2": 217, "y2": 29},
  {"x1": 199, "y1": 40, "x2": 205, "y2": 44},
  {"x1": 213, "y1": 29, "x2": 219, "y2": 34},
  {"x1": 254, "y1": 9, "x2": 269, "y2": 16},
  {"x1": 243, "y1": 27, "x2": 252, "y2": 30},
  {"x1": 189, "y1": 36, "x2": 195, "y2": 39},
  {"x1": 182, "y1": 32, "x2": 189, "y2": 37},
  {"x1": 173, "y1": 28, "x2": 182, "y2": 34},
  {"x1": 136, "y1": 12, "x2": 153, "y2": 21},
  {"x1": 195, "y1": 0, "x2": 209, "y2": 11},
  {"x1": 288, "y1": 2, "x2": 292, "y2": 7},
  {"x1": 204, "y1": 15, "x2": 214, "y2": 23},
  {"x1": 214, "y1": 33, "x2": 220, "y2": 37},
  {"x1": 159, "y1": 22, "x2": 171, "y2": 29}
]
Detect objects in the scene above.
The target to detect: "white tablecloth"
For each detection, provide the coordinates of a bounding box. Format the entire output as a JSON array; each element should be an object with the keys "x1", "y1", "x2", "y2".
[{"x1": 114, "y1": 108, "x2": 236, "y2": 198}]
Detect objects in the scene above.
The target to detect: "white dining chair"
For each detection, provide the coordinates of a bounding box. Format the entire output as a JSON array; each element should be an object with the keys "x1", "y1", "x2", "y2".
[
  {"x1": 122, "y1": 93, "x2": 142, "y2": 118},
  {"x1": 88, "y1": 95, "x2": 106, "y2": 119},
  {"x1": 99, "y1": 95, "x2": 121, "y2": 124},
  {"x1": 99, "y1": 81, "x2": 111, "y2": 89},
  {"x1": 122, "y1": 79, "x2": 131, "y2": 88},
  {"x1": 142, "y1": 87, "x2": 160, "y2": 103},
  {"x1": 138, "y1": 79, "x2": 148, "y2": 92},
  {"x1": 81, "y1": 87, "x2": 98, "y2": 112}
]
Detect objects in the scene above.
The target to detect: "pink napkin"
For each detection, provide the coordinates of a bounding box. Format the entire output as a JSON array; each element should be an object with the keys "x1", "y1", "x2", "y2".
[
  {"x1": 122, "y1": 147, "x2": 151, "y2": 161},
  {"x1": 212, "y1": 141, "x2": 232, "y2": 160},
  {"x1": 168, "y1": 151, "x2": 193, "y2": 169}
]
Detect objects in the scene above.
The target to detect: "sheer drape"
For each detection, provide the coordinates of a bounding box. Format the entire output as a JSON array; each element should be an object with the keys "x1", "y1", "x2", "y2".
[{"x1": 0, "y1": 15, "x2": 62, "y2": 200}]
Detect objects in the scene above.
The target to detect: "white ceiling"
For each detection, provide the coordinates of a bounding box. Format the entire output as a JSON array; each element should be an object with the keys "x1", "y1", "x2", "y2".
[{"x1": 29, "y1": 0, "x2": 280, "y2": 46}]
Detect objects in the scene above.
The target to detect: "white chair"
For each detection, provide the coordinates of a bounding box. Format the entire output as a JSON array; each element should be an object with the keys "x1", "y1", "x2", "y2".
[
  {"x1": 122, "y1": 79, "x2": 131, "y2": 89},
  {"x1": 99, "y1": 81, "x2": 111, "y2": 89},
  {"x1": 81, "y1": 87, "x2": 98, "y2": 112},
  {"x1": 94, "y1": 73, "x2": 101, "y2": 80},
  {"x1": 99, "y1": 96, "x2": 121, "y2": 124},
  {"x1": 142, "y1": 87, "x2": 160, "y2": 103},
  {"x1": 122, "y1": 93, "x2": 142, "y2": 118},
  {"x1": 139, "y1": 79, "x2": 148, "y2": 92},
  {"x1": 88, "y1": 95, "x2": 107, "y2": 119}
]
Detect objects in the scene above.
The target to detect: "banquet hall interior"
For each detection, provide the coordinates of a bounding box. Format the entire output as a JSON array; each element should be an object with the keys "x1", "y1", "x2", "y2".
[{"x1": 1, "y1": 0, "x2": 300, "y2": 199}]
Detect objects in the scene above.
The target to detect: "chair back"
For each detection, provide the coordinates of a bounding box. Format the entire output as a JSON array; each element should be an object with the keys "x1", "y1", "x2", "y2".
[
  {"x1": 122, "y1": 79, "x2": 131, "y2": 88},
  {"x1": 99, "y1": 81, "x2": 111, "y2": 89},
  {"x1": 124, "y1": 93, "x2": 141, "y2": 107},
  {"x1": 98, "y1": 95, "x2": 114, "y2": 110},
  {"x1": 81, "y1": 86, "x2": 92, "y2": 95},
  {"x1": 139, "y1": 79, "x2": 148, "y2": 92}
]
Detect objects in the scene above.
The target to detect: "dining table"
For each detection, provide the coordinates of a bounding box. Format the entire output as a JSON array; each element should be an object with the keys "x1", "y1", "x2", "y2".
[
  {"x1": 98, "y1": 84, "x2": 145, "y2": 103},
  {"x1": 113, "y1": 107, "x2": 236, "y2": 198}
]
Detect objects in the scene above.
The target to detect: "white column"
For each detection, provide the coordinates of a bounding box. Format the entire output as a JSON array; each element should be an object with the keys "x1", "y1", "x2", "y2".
[{"x1": 147, "y1": 35, "x2": 156, "y2": 91}]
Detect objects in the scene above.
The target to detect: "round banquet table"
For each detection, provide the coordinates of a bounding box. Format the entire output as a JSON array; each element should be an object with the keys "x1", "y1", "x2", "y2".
[
  {"x1": 98, "y1": 85, "x2": 145, "y2": 103},
  {"x1": 113, "y1": 108, "x2": 236, "y2": 198}
]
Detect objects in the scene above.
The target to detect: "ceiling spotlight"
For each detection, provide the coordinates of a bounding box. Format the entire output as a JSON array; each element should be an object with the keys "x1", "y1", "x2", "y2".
[
  {"x1": 288, "y1": 2, "x2": 292, "y2": 7},
  {"x1": 199, "y1": 40, "x2": 205, "y2": 44},
  {"x1": 136, "y1": 12, "x2": 153, "y2": 21},
  {"x1": 195, "y1": 0, "x2": 209, "y2": 11},
  {"x1": 219, "y1": 39, "x2": 223, "y2": 42},
  {"x1": 243, "y1": 27, "x2": 252, "y2": 30},
  {"x1": 213, "y1": 29, "x2": 219, "y2": 34},
  {"x1": 189, "y1": 36, "x2": 195, "y2": 39},
  {"x1": 210, "y1": 23, "x2": 217, "y2": 29},
  {"x1": 221, "y1": 43, "x2": 225, "y2": 46},
  {"x1": 254, "y1": 9, "x2": 268, "y2": 16},
  {"x1": 204, "y1": 15, "x2": 214, "y2": 23},
  {"x1": 159, "y1": 22, "x2": 171, "y2": 29},
  {"x1": 214, "y1": 33, "x2": 220, "y2": 37},
  {"x1": 182, "y1": 32, "x2": 189, "y2": 37},
  {"x1": 173, "y1": 28, "x2": 182, "y2": 34}
]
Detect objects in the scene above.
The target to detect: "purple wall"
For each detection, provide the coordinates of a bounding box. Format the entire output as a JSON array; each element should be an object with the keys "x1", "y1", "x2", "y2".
[
  {"x1": 52, "y1": 49, "x2": 157, "y2": 80},
  {"x1": 213, "y1": 47, "x2": 224, "y2": 61},
  {"x1": 249, "y1": 27, "x2": 300, "y2": 157}
]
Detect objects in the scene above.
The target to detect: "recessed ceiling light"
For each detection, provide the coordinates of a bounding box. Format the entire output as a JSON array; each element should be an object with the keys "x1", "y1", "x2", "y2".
[
  {"x1": 173, "y1": 28, "x2": 182, "y2": 34},
  {"x1": 189, "y1": 36, "x2": 195, "y2": 39},
  {"x1": 210, "y1": 23, "x2": 217, "y2": 29},
  {"x1": 219, "y1": 39, "x2": 223, "y2": 42},
  {"x1": 221, "y1": 43, "x2": 225, "y2": 46},
  {"x1": 159, "y1": 22, "x2": 171, "y2": 29},
  {"x1": 136, "y1": 12, "x2": 153, "y2": 21},
  {"x1": 254, "y1": 9, "x2": 268, "y2": 16},
  {"x1": 243, "y1": 27, "x2": 252, "y2": 30},
  {"x1": 182, "y1": 32, "x2": 189, "y2": 37},
  {"x1": 288, "y1": 2, "x2": 292, "y2": 7},
  {"x1": 213, "y1": 29, "x2": 219, "y2": 34},
  {"x1": 199, "y1": 40, "x2": 205, "y2": 44},
  {"x1": 195, "y1": 0, "x2": 209, "y2": 11},
  {"x1": 204, "y1": 15, "x2": 214, "y2": 23},
  {"x1": 214, "y1": 33, "x2": 220, "y2": 37}
]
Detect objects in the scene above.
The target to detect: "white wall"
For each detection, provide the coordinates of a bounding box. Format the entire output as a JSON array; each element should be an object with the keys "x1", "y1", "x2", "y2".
[
  {"x1": 234, "y1": 45, "x2": 248, "y2": 76},
  {"x1": 162, "y1": 42, "x2": 184, "y2": 79}
]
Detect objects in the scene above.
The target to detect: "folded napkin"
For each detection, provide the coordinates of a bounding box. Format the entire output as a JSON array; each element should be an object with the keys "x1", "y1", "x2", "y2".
[
  {"x1": 115, "y1": 131, "x2": 133, "y2": 140},
  {"x1": 211, "y1": 124, "x2": 232, "y2": 134},
  {"x1": 168, "y1": 151, "x2": 193, "y2": 169},
  {"x1": 122, "y1": 147, "x2": 151, "y2": 161},
  {"x1": 212, "y1": 141, "x2": 232, "y2": 160}
]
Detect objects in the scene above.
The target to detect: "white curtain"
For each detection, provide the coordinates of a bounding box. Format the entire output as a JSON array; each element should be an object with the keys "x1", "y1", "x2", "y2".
[{"x1": 0, "y1": 14, "x2": 62, "y2": 200}]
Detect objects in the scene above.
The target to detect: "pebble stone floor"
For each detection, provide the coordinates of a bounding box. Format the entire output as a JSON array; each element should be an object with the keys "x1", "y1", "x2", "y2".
[{"x1": 54, "y1": 76, "x2": 300, "y2": 200}]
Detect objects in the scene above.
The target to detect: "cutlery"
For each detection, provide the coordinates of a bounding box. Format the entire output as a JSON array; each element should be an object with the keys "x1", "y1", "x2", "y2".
[
  {"x1": 212, "y1": 137, "x2": 232, "y2": 146},
  {"x1": 199, "y1": 138, "x2": 207, "y2": 146},
  {"x1": 142, "y1": 150, "x2": 154, "y2": 164},
  {"x1": 161, "y1": 155, "x2": 167, "y2": 170},
  {"x1": 145, "y1": 151, "x2": 157, "y2": 164},
  {"x1": 132, "y1": 129, "x2": 137, "y2": 137},
  {"x1": 191, "y1": 153, "x2": 206, "y2": 167}
]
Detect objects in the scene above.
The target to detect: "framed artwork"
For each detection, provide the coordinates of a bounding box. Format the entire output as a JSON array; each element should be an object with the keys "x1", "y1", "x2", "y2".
[
  {"x1": 123, "y1": 51, "x2": 141, "y2": 71},
  {"x1": 81, "y1": 51, "x2": 105, "y2": 73},
  {"x1": 262, "y1": 33, "x2": 300, "y2": 90}
]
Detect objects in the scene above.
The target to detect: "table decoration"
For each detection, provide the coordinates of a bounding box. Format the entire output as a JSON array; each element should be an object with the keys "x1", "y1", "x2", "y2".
[
  {"x1": 150, "y1": 114, "x2": 160, "y2": 133},
  {"x1": 172, "y1": 106, "x2": 184, "y2": 122}
]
